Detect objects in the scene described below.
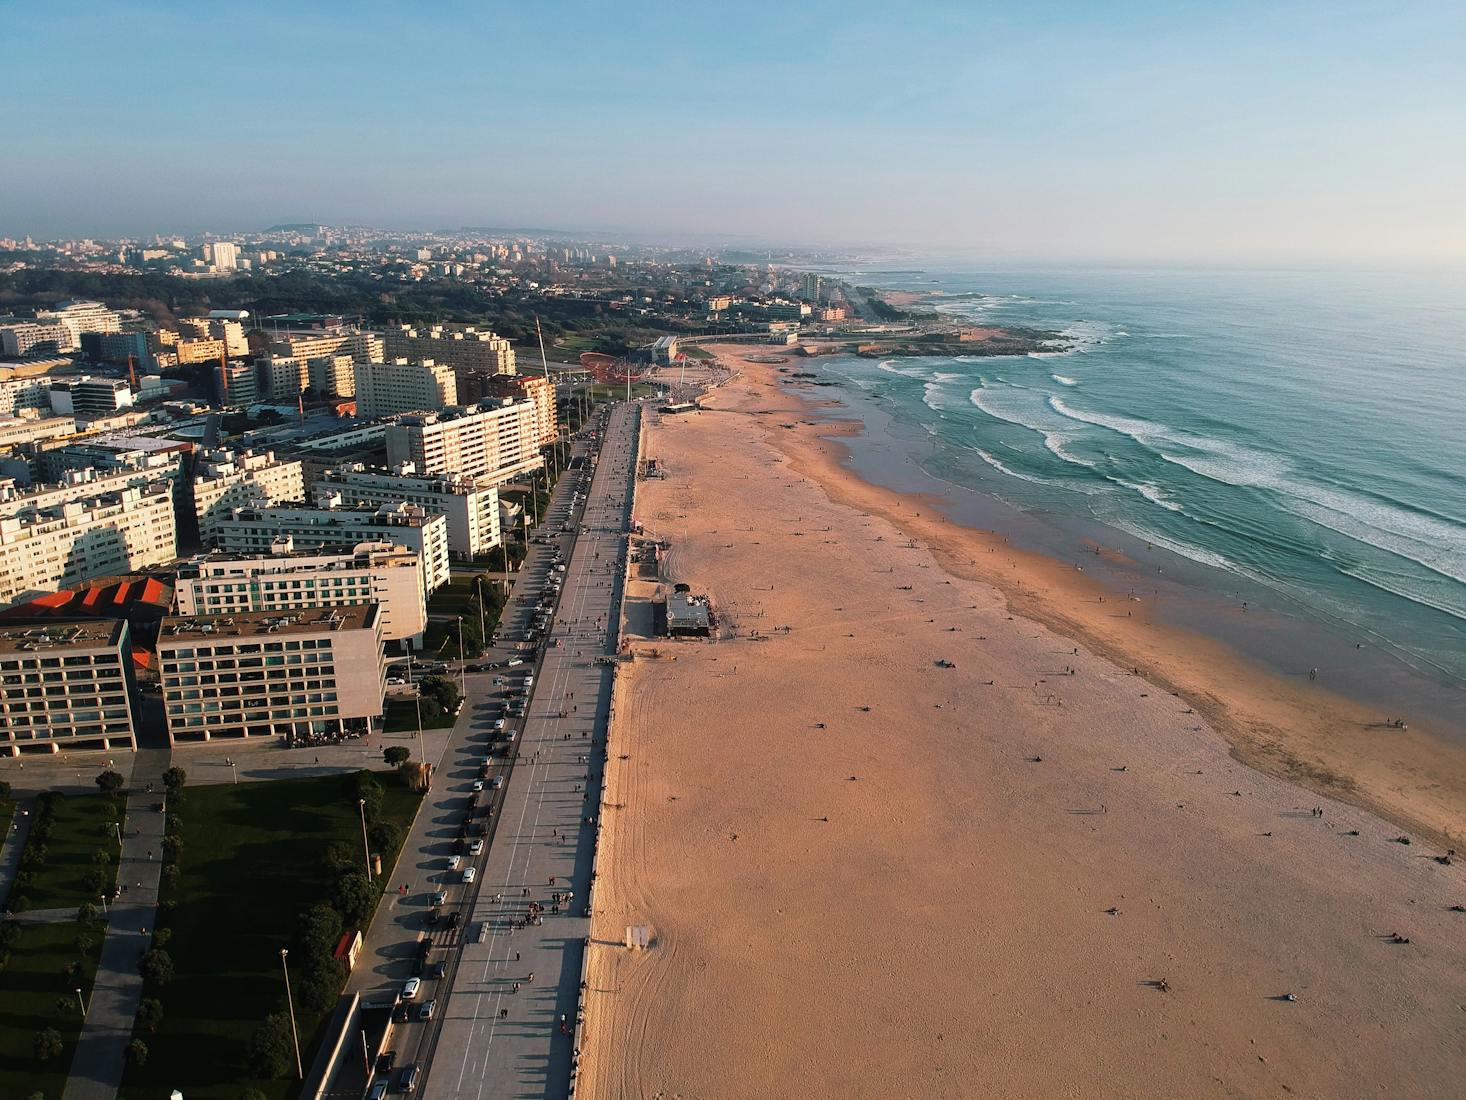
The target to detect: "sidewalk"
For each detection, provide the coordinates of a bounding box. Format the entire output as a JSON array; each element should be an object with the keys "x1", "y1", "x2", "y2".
[
  {"x1": 0, "y1": 797, "x2": 34, "y2": 916},
  {"x1": 61, "y1": 745, "x2": 171, "y2": 1100}
]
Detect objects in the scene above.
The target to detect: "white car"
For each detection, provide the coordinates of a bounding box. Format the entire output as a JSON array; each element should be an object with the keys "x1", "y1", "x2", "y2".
[
  {"x1": 385, "y1": 676, "x2": 405, "y2": 686},
  {"x1": 470, "y1": 838, "x2": 485, "y2": 855},
  {"x1": 471, "y1": 780, "x2": 484, "y2": 792},
  {"x1": 493, "y1": 718, "x2": 507, "y2": 730},
  {"x1": 402, "y1": 977, "x2": 421, "y2": 1001},
  {"x1": 462, "y1": 867, "x2": 476, "y2": 884}
]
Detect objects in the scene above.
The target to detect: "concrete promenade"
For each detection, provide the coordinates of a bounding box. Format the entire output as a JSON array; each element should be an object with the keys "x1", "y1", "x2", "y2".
[{"x1": 425, "y1": 402, "x2": 638, "y2": 1099}]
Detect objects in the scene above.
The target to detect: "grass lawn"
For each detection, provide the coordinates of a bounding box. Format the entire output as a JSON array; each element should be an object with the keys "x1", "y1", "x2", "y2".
[
  {"x1": 118, "y1": 773, "x2": 420, "y2": 1100},
  {"x1": 383, "y1": 697, "x2": 458, "y2": 733},
  {"x1": 12, "y1": 793, "x2": 121, "y2": 913},
  {"x1": 682, "y1": 345, "x2": 714, "y2": 359},
  {"x1": 0, "y1": 918, "x2": 105, "y2": 1100}
]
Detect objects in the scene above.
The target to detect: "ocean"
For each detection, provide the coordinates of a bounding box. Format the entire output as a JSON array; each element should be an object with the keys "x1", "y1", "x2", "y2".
[{"x1": 806, "y1": 266, "x2": 1466, "y2": 726}]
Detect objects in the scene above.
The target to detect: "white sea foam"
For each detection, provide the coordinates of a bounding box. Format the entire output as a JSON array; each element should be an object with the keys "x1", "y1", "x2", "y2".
[
  {"x1": 1043, "y1": 432, "x2": 1097, "y2": 470},
  {"x1": 975, "y1": 448, "x2": 1052, "y2": 486},
  {"x1": 1052, "y1": 374, "x2": 1080, "y2": 386}
]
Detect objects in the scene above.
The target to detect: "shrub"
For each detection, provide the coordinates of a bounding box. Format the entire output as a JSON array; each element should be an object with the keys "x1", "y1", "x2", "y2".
[
  {"x1": 95, "y1": 770, "x2": 125, "y2": 795},
  {"x1": 162, "y1": 766, "x2": 187, "y2": 791},
  {"x1": 136, "y1": 996, "x2": 164, "y2": 1033},
  {"x1": 246, "y1": 1012, "x2": 294, "y2": 1078},
  {"x1": 126, "y1": 1038, "x2": 148, "y2": 1067},
  {"x1": 368, "y1": 820, "x2": 401, "y2": 855},
  {"x1": 34, "y1": 1026, "x2": 63, "y2": 1061},
  {"x1": 383, "y1": 746, "x2": 410, "y2": 766},
  {"x1": 139, "y1": 948, "x2": 173, "y2": 988}
]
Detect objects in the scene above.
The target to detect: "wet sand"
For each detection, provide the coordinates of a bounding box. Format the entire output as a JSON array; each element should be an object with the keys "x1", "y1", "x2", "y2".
[{"x1": 579, "y1": 347, "x2": 1466, "y2": 1099}]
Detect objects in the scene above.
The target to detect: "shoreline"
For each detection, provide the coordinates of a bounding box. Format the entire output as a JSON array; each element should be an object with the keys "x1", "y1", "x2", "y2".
[
  {"x1": 580, "y1": 350, "x2": 1466, "y2": 1099},
  {"x1": 733, "y1": 347, "x2": 1466, "y2": 849}
]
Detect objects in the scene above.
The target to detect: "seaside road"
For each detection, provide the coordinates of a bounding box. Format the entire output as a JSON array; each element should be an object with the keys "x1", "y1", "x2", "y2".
[{"x1": 424, "y1": 402, "x2": 639, "y2": 1099}]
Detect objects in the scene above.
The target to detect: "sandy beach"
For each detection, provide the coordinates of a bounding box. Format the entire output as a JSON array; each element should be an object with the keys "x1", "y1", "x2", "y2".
[{"x1": 579, "y1": 346, "x2": 1466, "y2": 1099}]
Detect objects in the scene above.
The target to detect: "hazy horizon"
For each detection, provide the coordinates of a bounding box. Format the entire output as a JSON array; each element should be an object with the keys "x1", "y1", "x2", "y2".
[{"x1": 4, "y1": 1, "x2": 1464, "y2": 264}]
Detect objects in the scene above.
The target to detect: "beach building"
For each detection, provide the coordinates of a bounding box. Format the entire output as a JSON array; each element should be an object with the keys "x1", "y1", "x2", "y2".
[
  {"x1": 0, "y1": 618, "x2": 137, "y2": 755},
  {"x1": 0, "y1": 480, "x2": 177, "y2": 608},
  {"x1": 174, "y1": 540, "x2": 427, "y2": 647},
  {"x1": 384, "y1": 400, "x2": 543, "y2": 484},
  {"x1": 666, "y1": 589, "x2": 712, "y2": 637},
  {"x1": 209, "y1": 501, "x2": 451, "y2": 594},
  {"x1": 191, "y1": 449, "x2": 307, "y2": 546},
  {"x1": 352, "y1": 359, "x2": 458, "y2": 419},
  {"x1": 310, "y1": 463, "x2": 500, "y2": 558},
  {"x1": 156, "y1": 603, "x2": 383, "y2": 743}
]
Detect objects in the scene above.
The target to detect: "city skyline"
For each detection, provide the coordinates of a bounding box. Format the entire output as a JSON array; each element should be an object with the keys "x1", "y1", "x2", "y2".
[{"x1": 4, "y1": 1, "x2": 1464, "y2": 263}]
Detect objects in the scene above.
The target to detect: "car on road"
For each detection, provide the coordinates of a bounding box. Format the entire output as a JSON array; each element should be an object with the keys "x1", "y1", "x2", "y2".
[
  {"x1": 432, "y1": 890, "x2": 447, "y2": 907},
  {"x1": 503, "y1": 730, "x2": 517, "y2": 742},
  {"x1": 448, "y1": 854, "x2": 460, "y2": 870},
  {"x1": 401, "y1": 977, "x2": 421, "y2": 1001},
  {"x1": 419, "y1": 998, "x2": 437, "y2": 1021},
  {"x1": 471, "y1": 779, "x2": 484, "y2": 791},
  {"x1": 493, "y1": 717, "x2": 507, "y2": 730},
  {"x1": 507, "y1": 657, "x2": 524, "y2": 667},
  {"x1": 490, "y1": 776, "x2": 504, "y2": 790},
  {"x1": 376, "y1": 1050, "x2": 396, "y2": 1074},
  {"x1": 429, "y1": 960, "x2": 447, "y2": 980},
  {"x1": 446, "y1": 911, "x2": 460, "y2": 929},
  {"x1": 470, "y1": 838, "x2": 485, "y2": 855},
  {"x1": 367, "y1": 1081, "x2": 388, "y2": 1100},
  {"x1": 399, "y1": 1064, "x2": 420, "y2": 1093},
  {"x1": 463, "y1": 867, "x2": 476, "y2": 883},
  {"x1": 467, "y1": 663, "x2": 494, "y2": 672},
  {"x1": 385, "y1": 676, "x2": 405, "y2": 686}
]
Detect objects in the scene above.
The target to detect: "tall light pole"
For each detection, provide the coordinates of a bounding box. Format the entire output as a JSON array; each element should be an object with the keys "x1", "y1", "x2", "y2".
[
  {"x1": 98, "y1": 893, "x2": 108, "y2": 916},
  {"x1": 357, "y1": 798, "x2": 372, "y2": 878},
  {"x1": 280, "y1": 948, "x2": 303, "y2": 1080},
  {"x1": 76, "y1": 987, "x2": 88, "y2": 1016},
  {"x1": 457, "y1": 617, "x2": 467, "y2": 691}
]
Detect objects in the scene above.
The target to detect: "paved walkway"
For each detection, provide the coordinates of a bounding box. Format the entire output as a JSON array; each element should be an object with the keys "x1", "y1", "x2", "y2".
[
  {"x1": 0, "y1": 796, "x2": 34, "y2": 915},
  {"x1": 62, "y1": 744, "x2": 171, "y2": 1100}
]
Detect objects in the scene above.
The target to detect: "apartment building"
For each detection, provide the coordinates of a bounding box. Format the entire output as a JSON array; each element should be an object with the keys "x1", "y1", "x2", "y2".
[
  {"x1": 267, "y1": 329, "x2": 385, "y2": 366},
  {"x1": 217, "y1": 360, "x2": 259, "y2": 406},
  {"x1": 460, "y1": 371, "x2": 558, "y2": 445},
  {"x1": 0, "y1": 415, "x2": 78, "y2": 450},
  {"x1": 79, "y1": 331, "x2": 157, "y2": 371},
  {"x1": 48, "y1": 376, "x2": 135, "y2": 418},
  {"x1": 34, "y1": 301, "x2": 121, "y2": 348},
  {"x1": 384, "y1": 400, "x2": 542, "y2": 484},
  {"x1": 156, "y1": 604, "x2": 383, "y2": 743},
  {"x1": 307, "y1": 355, "x2": 356, "y2": 398},
  {"x1": 0, "y1": 619, "x2": 136, "y2": 755},
  {"x1": 257, "y1": 355, "x2": 307, "y2": 401},
  {"x1": 210, "y1": 501, "x2": 450, "y2": 594},
  {"x1": 0, "y1": 481, "x2": 177, "y2": 607},
  {"x1": 191, "y1": 449, "x2": 306, "y2": 546},
  {"x1": 352, "y1": 359, "x2": 457, "y2": 419},
  {"x1": 384, "y1": 324, "x2": 516, "y2": 375},
  {"x1": 174, "y1": 540, "x2": 426, "y2": 646},
  {"x1": 311, "y1": 463, "x2": 500, "y2": 558},
  {"x1": 0, "y1": 320, "x2": 72, "y2": 357},
  {"x1": 0, "y1": 377, "x2": 53, "y2": 416}
]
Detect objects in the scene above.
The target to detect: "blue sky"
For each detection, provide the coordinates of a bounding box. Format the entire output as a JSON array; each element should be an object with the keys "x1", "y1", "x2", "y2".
[{"x1": 3, "y1": 1, "x2": 1464, "y2": 261}]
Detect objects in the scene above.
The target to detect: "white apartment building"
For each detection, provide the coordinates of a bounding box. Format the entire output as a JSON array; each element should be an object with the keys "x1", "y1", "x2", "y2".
[
  {"x1": 384, "y1": 400, "x2": 543, "y2": 484},
  {"x1": 156, "y1": 604, "x2": 383, "y2": 743},
  {"x1": 307, "y1": 355, "x2": 356, "y2": 398},
  {"x1": 48, "y1": 376, "x2": 135, "y2": 418},
  {"x1": 0, "y1": 320, "x2": 72, "y2": 357},
  {"x1": 34, "y1": 301, "x2": 121, "y2": 349},
  {"x1": 191, "y1": 449, "x2": 306, "y2": 545},
  {"x1": 267, "y1": 329, "x2": 385, "y2": 366},
  {"x1": 0, "y1": 415, "x2": 78, "y2": 450},
  {"x1": 210, "y1": 501, "x2": 451, "y2": 594},
  {"x1": 352, "y1": 359, "x2": 458, "y2": 419},
  {"x1": 0, "y1": 619, "x2": 137, "y2": 755},
  {"x1": 384, "y1": 324, "x2": 516, "y2": 375},
  {"x1": 0, "y1": 481, "x2": 177, "y2": 607},
  {"x1": 0, "y1": 377, "x2": 53, "y2": 416},
  {"x1": 311, "y1": 463, "x2": 500, "y2": 558},
  {"x1": 207, "y1": 241, "x2": 239, "y2": 271},
  {"x1": 257, "y1": 355, "x2": 308, "y2": 401},
  {"x1": 174, "y1": 540, "x2": 427, "y2": 647}
]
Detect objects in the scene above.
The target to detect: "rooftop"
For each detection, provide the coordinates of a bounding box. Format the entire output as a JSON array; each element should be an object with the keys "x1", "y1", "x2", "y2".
[
  {"x1": 160, "y1": 603, "x2": 376, "y2": 642},
  {"x1": 0, "y1": 617, "x2": 125, "y2": 654}
]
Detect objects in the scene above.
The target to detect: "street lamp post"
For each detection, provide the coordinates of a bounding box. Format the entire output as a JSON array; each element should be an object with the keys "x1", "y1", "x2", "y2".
[
  {"x1": 76, "y1": 987, "x2": 87, "y2": 1016},
  {"x1": 357, "y1": 798, "x2": 372, "y2": 879},
  {"x1": 280, "y1": 948, "x2": 303, "y2": 1080},
  {"x1": 457, "y1": 617, "x2": 467, "y2": 695},
  {"x1": 98, "y1": 893, "x2": 108, "y2": 916}
]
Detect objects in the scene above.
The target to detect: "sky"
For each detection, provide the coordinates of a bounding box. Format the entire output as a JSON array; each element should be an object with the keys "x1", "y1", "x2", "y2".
[{"x1": 3, "y1": 0, "x2": 1465, "y2": 263}]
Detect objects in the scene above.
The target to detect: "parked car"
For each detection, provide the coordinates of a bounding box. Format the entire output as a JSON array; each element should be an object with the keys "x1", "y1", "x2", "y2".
[
  {"x1": 419, "y1": 999, "x2": 437, "y2": 1021},
  {"x1": 490, "y1": 776, "x2": 504, "y2": 790},
  {"x1": 472, "y1": 779, "x2": 484, "y2": 792},
  {"x1": 463, "y1": 867, "x2": 476, "y2": 884},
  {"x1": 432, "y1": 890, "x2": 447, "y2": 907},
  {"x1": 448, "y1": 855, "x2": 460, "y2": 870},
  {"x1": 470, "y1": 838, "x2": 485, "y2": 855}
]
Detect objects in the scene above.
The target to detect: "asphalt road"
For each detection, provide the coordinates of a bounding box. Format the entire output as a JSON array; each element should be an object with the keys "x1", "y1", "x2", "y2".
[{"x1": 341, "y1": 401, "x2": 640, "y2": 1098}]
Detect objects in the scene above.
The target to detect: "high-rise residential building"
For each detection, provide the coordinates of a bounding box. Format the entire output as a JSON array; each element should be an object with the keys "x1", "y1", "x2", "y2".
[
  {"x1": 80, "y1": 331, "x2": 156, "y2": 371},
  {"x1": 0, "y1": 376, "x2": 55, "y2": 416},
  {"x1": 384, "y1": 400, "x2": 542, "y2": 484},
  {"x1": 191, "y1": 449, "x2": 306, "y2": 545},
  {"x1": 307, "y1": 355, "x2": 356, "y2": 398},
  {"x1": 460, "y1": 371, "x2": 559, "y2": 445},
  {"x1": 156, "y1": 604, "x2": 383, "y2": 744},
  {"x1": 0, "y1": 619, "x2": 137, "y2": 756},
  {"x1": 0, "y1": 481, "x2": 177, "y2": 607},
  {"x1": 34, "y1": 301, "x2": 121, "y2": 349},
  {"x1": 0, "y1": 320, "x2": 72, "y2": 357},
  {"x1": 352, "y1": 359, "x2": 458, "y2": 419},
  {"x1": 199, "y1": 241, "x2": 239, "y2": 270},
  {"x1": 311, "y1": 464, "x2": 501, "y2": 558},
  {"x1": 47, "y1": 377, "x2": 135, "y2": 418},
  {"x1": 210, "y1": 501, "x2": 451, "y2": 594},
  {"x1": 258, "y1": 355, "x2": 308, "y2": 401},
  {"x1": 173, "y1": 540, "x2": 427, "y2": 647},
  {"x1": 384, "y1": 324, "x2": 516, "y2": 375},
  {"x1": 267, "y1": 329, "x2": 384, "y2": 366},
  {"x1": 216, "y1": 360, "x2": 259, "y2": 406}
]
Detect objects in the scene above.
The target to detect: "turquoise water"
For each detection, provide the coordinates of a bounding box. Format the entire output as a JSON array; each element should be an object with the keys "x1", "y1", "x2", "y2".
[{"x1": 815, "y1": 267, "x2": 1466, "y2": 696}]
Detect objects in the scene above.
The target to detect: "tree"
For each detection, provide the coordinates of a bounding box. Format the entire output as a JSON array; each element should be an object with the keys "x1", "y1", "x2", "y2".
[
  {"x1": 162, "y1": 766, "x2": 187, "y2": 792},
  {"x1": 418, "y1": 675, "x2": 460, "y2": 714},
  {"x1": 332, "y1": 870, "x2": 376, "y2": 926},
  {"x1": 33, "y1": 1027, "x2": 63, "y2": 1061},
  {"x1": 75, "y1": 931, "x2": 97, "y2": 955},
  {"x1": 77, "y1": 901, "x2": 99, "y2": 923},
  {"x1": 161, "y1": 835, "x2": 182, "y2": 864},
  {"x1": 126, "y1": 1038, "x2": 148, "y2": 1067},
  {"x1": 296, "y1": 903, "x2": 342, "y2": 962},
  {"x1": 297, "y1": 960, "x2": 342, "y2": 1015},
  {"x1": 383, "y1": 746, "x2": 410, "y2": 766},
  {"x1": 95, "y1": 770, "x2": 124, "y2": 796},
  {"x1": 139, "y1": 948, "x2": 173, "y2": 988},
  {"x1": 368, "y1": 820, "x2": 401, "y2": 856},
  {"x1": 246, "y1": 1012, "x2": 294, "y2": 1078},
  {"x1": 91, "y1": 847, "x2": 112, "y2": 866},
  {"x1": 136, "y1": 996, "x2": 164, "y2": 1033}
]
